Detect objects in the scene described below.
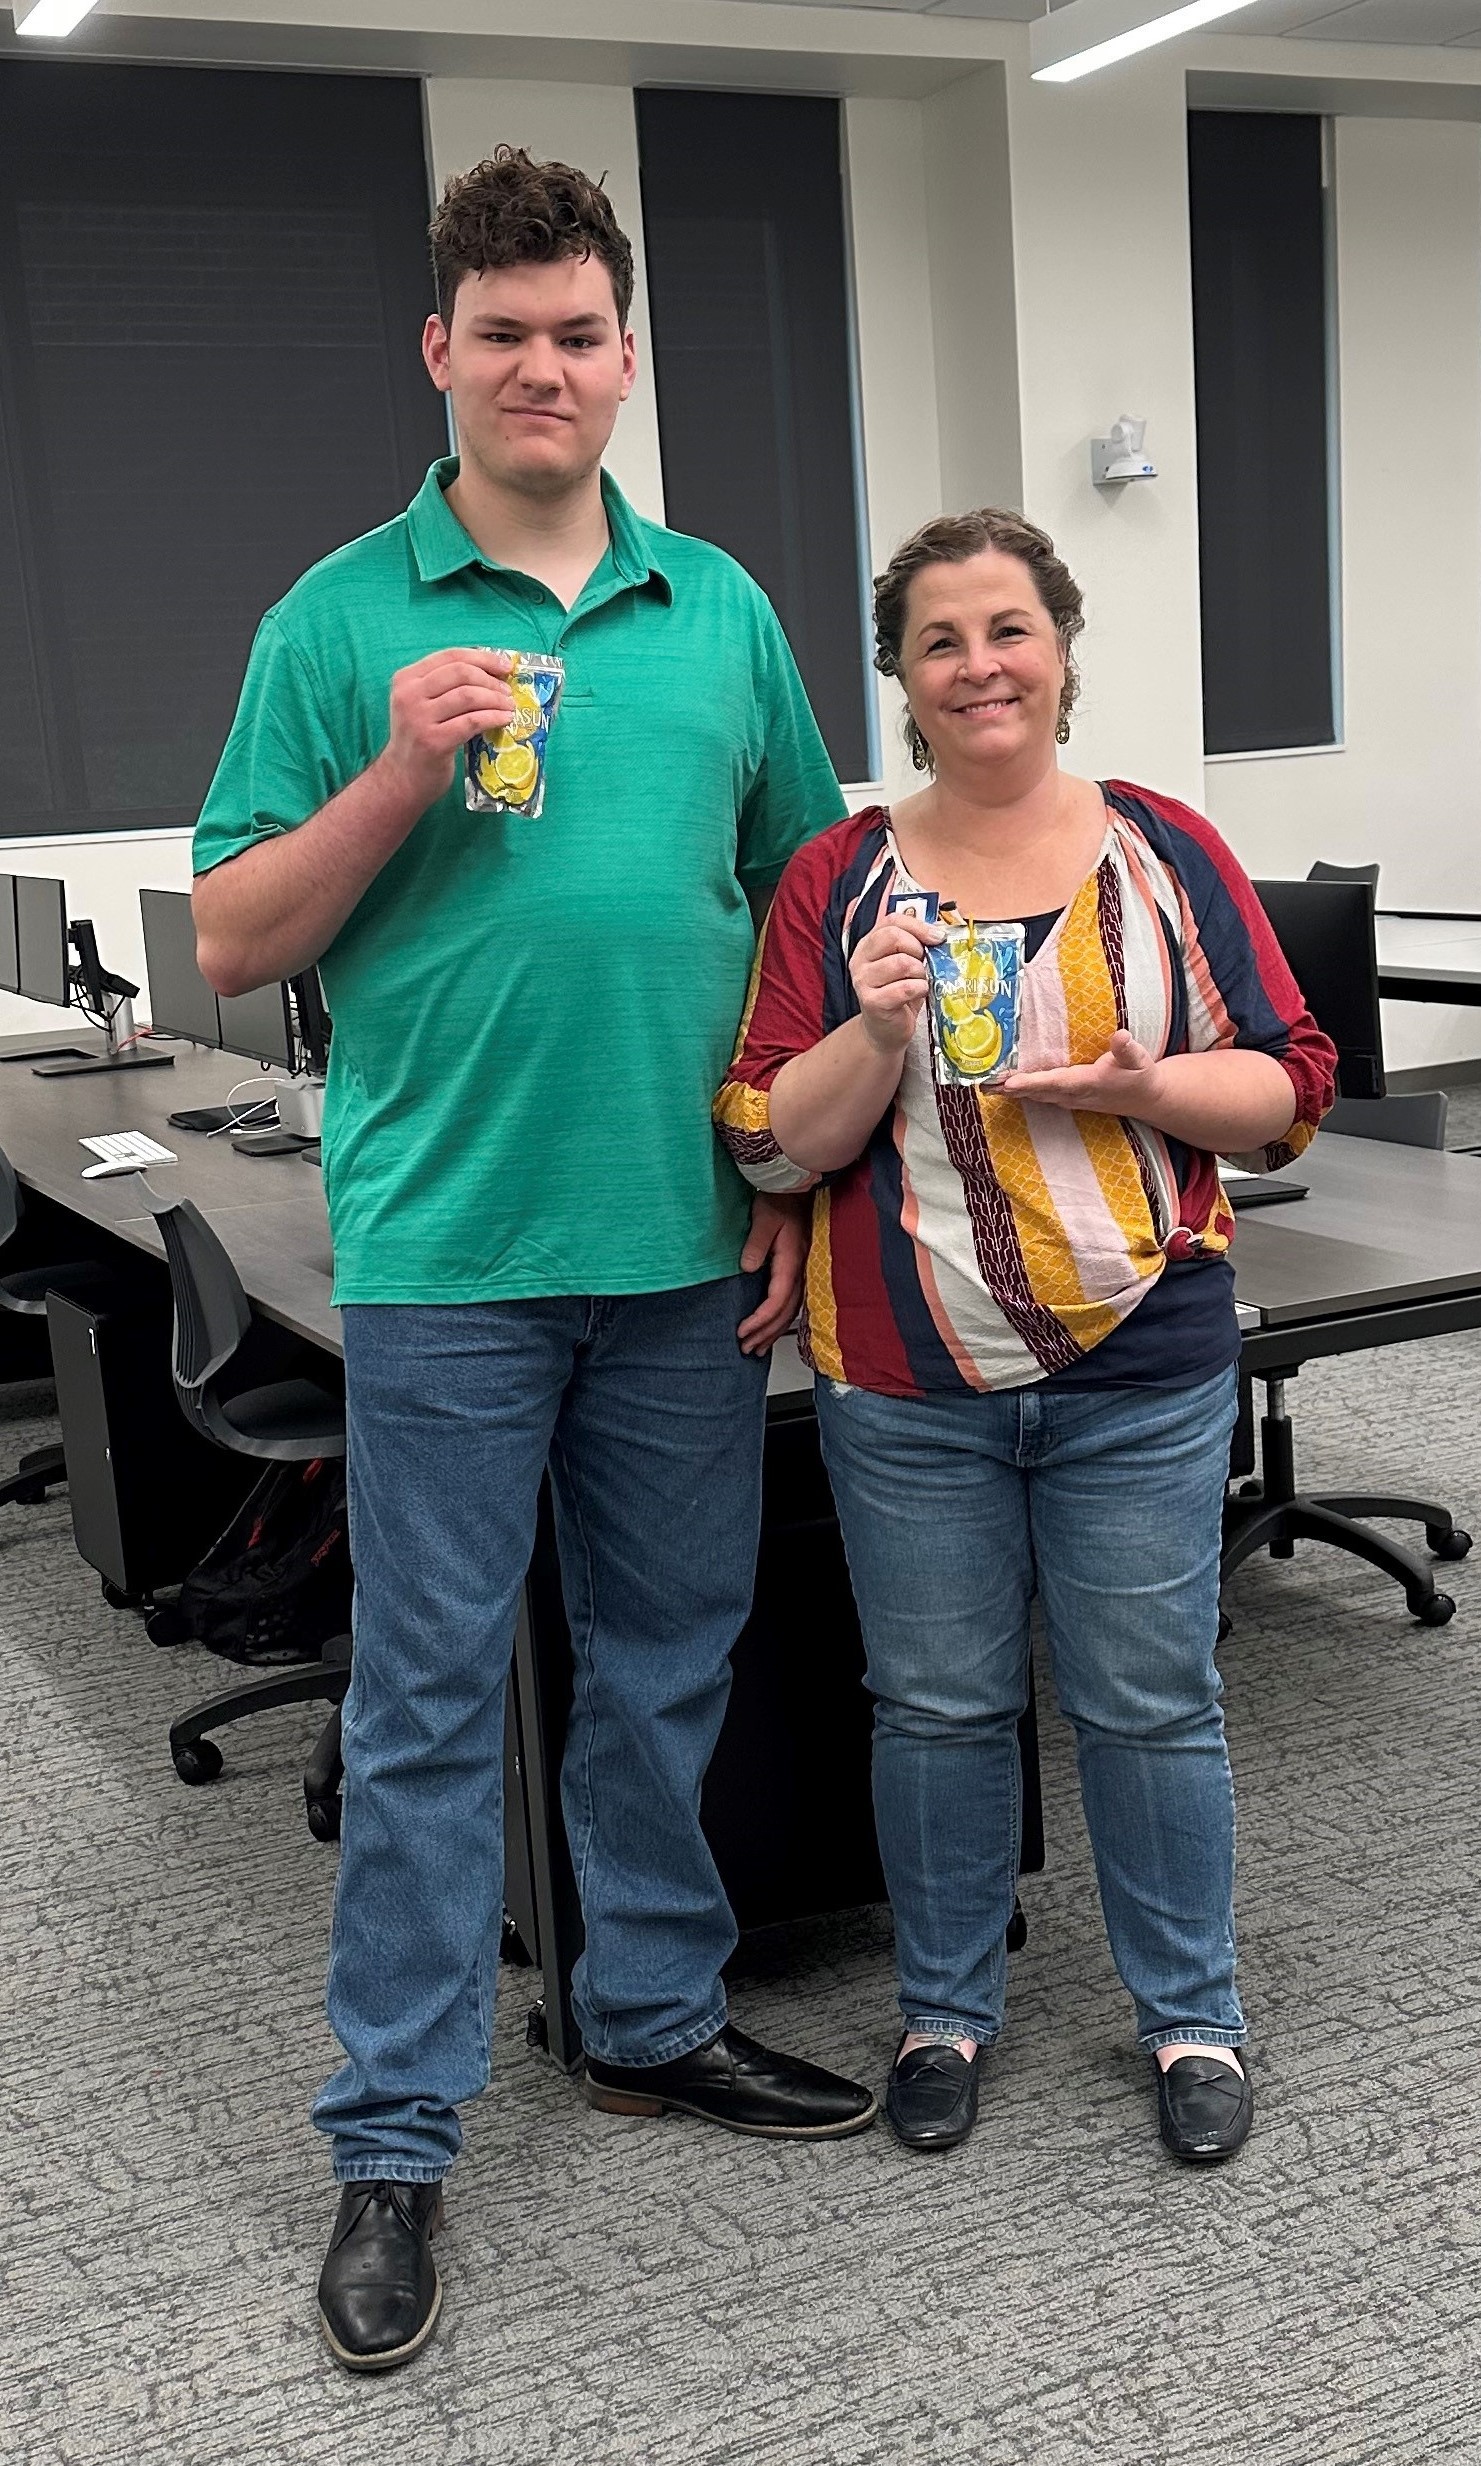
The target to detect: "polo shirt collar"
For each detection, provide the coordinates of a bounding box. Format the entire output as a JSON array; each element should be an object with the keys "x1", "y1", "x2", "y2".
[{"x1": 407, "y1": 456, "x2": 673, "y2": 603}]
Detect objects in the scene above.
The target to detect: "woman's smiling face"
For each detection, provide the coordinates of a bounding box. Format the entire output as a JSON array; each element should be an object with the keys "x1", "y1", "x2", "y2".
[{"x1": 899, "y1": 548, "x2": 1068, "y2": 782}]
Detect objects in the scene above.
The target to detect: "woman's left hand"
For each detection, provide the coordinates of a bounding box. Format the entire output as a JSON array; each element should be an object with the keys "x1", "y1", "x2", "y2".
[{"x1": 998, "y1": 1029, "x2": 1166, "y2": 1116}]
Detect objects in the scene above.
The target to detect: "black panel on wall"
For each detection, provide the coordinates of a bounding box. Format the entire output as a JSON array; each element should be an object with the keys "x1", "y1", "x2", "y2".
[
  {"x1": 1188, "y1": 112, "x2": 1335, "y2": 757},
  {"x1": 636, "y1": 89, "x2": 872, "y2": 784},
  {"x1": 0, "y1": 61, "x2": 446, "y2": 838}
]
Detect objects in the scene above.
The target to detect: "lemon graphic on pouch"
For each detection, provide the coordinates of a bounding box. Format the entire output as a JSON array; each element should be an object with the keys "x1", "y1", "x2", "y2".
[
  {"x1": 945, "y1": 1010, "x2": 1003, "y2": 1072},
  {"x1": 494, "y1": 741, "x2": 539, "y2": 803}
]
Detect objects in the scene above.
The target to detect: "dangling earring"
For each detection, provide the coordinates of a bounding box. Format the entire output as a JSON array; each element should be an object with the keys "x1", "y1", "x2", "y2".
[
  {"x1": 1055, "y1": 713, "x2": 1072, "y2": 747},
  {"x1": 910, "y1": 732, "x2": 932, "y2": 773}
]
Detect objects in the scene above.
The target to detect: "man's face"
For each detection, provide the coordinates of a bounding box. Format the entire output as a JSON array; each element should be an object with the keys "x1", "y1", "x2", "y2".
[{"x1": 422, "y1": 254, "x2": 636, "y2": 499}]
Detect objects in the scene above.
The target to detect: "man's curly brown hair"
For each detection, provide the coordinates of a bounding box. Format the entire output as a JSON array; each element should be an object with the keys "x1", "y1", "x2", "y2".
[{"x1": 429, "y1": 146, "x2": 635, "y2": 329}]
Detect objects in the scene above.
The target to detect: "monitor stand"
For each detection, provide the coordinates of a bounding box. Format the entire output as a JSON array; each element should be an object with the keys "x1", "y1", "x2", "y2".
[
  {"x1": 0, "y1": 1039, "x2": 98, "y2": 1067},
  {"x1": 30, "y1": 994, "x2": 173, "y2": 1079}
]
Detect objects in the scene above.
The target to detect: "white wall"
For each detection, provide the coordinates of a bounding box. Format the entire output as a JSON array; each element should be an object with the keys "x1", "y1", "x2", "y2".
[
  {"x1": 921, "y1": 67, "x2": 1023, "y2": 526},
  {"x1": 843, "y1": 96, "x2": 944, "y2": 802},
  {"x1": 1203, "y1": 115, "x2": 1481, "y2": 1070},
  {"x1": 1003, "y1": 51, "x2": 1208, "y2": 809},
  {"x1": 847, "y1": 57, "x2": 1208, "y2": 815}
]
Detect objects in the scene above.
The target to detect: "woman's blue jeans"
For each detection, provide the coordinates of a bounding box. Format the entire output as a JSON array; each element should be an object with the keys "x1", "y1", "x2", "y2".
[
  {"x1": 814, "y1": 1367, "x2": 1244, "y2": 2053},
  {"x1": 312, "y1": 1278, "x2": 768, "y2": 2183}
]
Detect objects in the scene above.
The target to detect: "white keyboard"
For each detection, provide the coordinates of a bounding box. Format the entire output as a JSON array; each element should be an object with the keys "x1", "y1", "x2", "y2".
[{"x1": 79, "y1": 1130, "x2": 178, "y2": 1180}]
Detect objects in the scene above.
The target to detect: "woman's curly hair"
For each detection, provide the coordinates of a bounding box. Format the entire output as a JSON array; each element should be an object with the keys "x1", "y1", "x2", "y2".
[
  {"x1": 429, "y1": 146, "x2": 635, "y2": 328},
  {"x1": 873, "y1": 509, "x2": 1086, "y2": 771}
]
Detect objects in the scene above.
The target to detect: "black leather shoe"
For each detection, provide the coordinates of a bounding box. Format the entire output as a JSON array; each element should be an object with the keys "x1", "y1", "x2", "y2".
[
  {"x1": 584, "y1": 2023, "x2": 877, "y2": 2140},
  {"x1": 885, "y1": 2037, "x2": 982, "y2": 2153},
  {"x1": 1156, "y1": 2053, "x2": 1254, "y2": 2163},
  {"x1": 317, "y1": 2179, "x2": 445, "y2": 2372}
]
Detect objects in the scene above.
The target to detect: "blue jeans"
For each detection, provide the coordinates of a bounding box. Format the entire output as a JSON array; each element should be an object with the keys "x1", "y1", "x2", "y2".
[
  {"x1": 312, "y1": 1276, "x2": 768, "y2": 2182},
  {"x1": 814, "y1": 1368, "x2": 1243, "y2": 2053}
]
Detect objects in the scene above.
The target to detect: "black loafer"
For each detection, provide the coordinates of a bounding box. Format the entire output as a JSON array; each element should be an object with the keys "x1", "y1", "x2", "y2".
[
  {"x1": 584, "y1": 2022, "x2": 877, "y2": 2140},
  {"x1": 1156, "y1": 2054, "x2": 1254, "y2": 2163},
  {"x1": 317, "y1": 2178, "x2": 445, "y2": 2372},
  {"x1": 885, "y1": 2037, "x2": 982, "y2": 2153}
]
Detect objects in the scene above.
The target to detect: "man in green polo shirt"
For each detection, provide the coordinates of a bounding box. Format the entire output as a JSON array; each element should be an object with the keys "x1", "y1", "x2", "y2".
[{"x1": 192, "y1": 147, "x2": 874, "y2": 2373}]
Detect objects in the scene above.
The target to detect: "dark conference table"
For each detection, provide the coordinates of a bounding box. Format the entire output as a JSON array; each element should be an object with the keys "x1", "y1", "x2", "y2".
[
  {"x1": 7, "y1": 1029, "x2": 1481, "y2": 2060},
  {"x1": 8, "y1": 1026, "x2": 1481, "y2": 1363}
]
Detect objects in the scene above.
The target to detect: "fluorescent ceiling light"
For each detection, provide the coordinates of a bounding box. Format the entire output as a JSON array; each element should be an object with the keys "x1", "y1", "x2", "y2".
[
  {"x1": 15, "y1": 0, "x2": 101, "y2": 33},
  {"x1": 1031, "y1": 0, "x2": 1262, "y2": 84}
]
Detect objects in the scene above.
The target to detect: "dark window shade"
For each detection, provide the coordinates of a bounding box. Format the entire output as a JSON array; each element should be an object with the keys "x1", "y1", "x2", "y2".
[
  {"x1": 0, "y1": 61, "x2": 447, "y2": 838},
  {"x1": 1188, "y1": 112, "x2": 1334, "y2": 756},
  {"x1": 636, "y1": 89, "x2": 871, "y2": 784}
]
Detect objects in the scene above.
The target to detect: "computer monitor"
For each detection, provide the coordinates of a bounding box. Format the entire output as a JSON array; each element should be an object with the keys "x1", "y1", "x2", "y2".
[
  {"x1": 290, "y1": 969, "x2": 331, "y2": 1078},
  {"x1": 14, "y1": 873, "x2": 70, "y2": 1010},
  {"x1": 1253, "y1": 878, "x2": 1386, "y2": 1101},
  {"x1": 140, "y1": 888, "x2": 221, "y2": 1046},
  {"x1": 217, "y1": 980, "x2": 294, "y2": 1070},
  {"x1": 1, "y1": 877, "x2": 176, "y2": 1079},
  {"x1": 0, "y1": 875, "x2": 18, "y2": 996}
]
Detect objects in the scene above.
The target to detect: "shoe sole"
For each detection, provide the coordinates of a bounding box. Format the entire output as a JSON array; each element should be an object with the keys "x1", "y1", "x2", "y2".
[
  {"x1": 886, "y1": 2118, "x2": 976, "y2": 2154},
  {"x1": 583, "y1": 2078, "x2": 879, "y2": 2140},
  {"x1": 1161, "y1": 2134, "x2": 1250, "y2": 2164}
]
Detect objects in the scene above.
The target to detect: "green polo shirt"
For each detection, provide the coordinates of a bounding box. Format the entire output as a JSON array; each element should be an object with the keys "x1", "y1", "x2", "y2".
[{"x1": 193, "y1": 460, "x2": 844, "y2": 1304}]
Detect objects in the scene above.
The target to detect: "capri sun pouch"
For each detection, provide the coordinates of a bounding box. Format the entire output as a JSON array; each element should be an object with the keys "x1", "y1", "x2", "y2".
[
  {"x1": 925, "y1": 916, "x2": 1025, "y2": 1086},
  {"x1": 465, "y1": 652, "x2": 565, "y2": 818}
]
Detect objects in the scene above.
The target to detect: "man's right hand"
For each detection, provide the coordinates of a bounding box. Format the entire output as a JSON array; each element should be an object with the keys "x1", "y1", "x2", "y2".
[{"x1": 378, "y1": 649, "x2": 519, "y2": 811}]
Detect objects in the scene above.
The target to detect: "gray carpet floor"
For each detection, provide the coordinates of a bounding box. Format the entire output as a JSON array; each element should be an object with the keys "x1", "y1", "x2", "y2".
[{"x1": 6, "y1": 1109, "x2": 1481, "y2": 2463}]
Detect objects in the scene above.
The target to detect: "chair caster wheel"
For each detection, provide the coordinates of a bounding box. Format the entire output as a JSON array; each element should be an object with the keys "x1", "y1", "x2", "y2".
[
  {"x1": 1005, "y1": 1895, "x2": 1028, "y2": 1954},
  {"x1": 101, "y1": 1578, "x2": 146, "y2": 1611},
  {"x1": 526, "y1": 1998, "x2": 550, "y2": 2053},
  {"x1": 305, "y1": 1795, "x2": 341, "y2": 1842},
  {"x1": 145, "y1": 1605, "x2": 189, "y2": 1647},
  {"x1": 1217, "y1": 1608, "x2": 1233, "y2": 1643},
  {"x1": 1417, "y1": 1592, "x2": 1457, "y2": 1628},
  {"x1": 501, "y1": 1913, "x2": 533, "y2": 1966},
  {"x1": 12, "y1": 1479, "x2": 48, "y2": 1506},
  {"x1": 173, "y1": 1738, "x2": 223, "y2": 1784},
  {"x1": 1236, "y1": 1480, "x2": 1263, "y2": 1501},
  {"x1": 1431, "y1": 1528, "x2": 1472, "y2": 1562}
]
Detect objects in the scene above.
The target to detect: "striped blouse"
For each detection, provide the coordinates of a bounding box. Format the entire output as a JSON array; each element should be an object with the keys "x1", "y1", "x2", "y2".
[{"x1": 714, "y1": 783, "x2": 1337, "y2": 1399}]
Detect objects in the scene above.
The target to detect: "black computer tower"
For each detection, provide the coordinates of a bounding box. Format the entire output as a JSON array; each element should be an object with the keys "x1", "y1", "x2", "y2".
[{"x1": 46, "y1": 1287, "x2": 256, "y2": 1599}]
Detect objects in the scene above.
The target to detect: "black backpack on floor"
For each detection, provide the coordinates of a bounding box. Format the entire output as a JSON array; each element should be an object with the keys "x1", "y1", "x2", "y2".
[{"x1": 173, "y1": 1458, "x2": 352, "y2": 1665}]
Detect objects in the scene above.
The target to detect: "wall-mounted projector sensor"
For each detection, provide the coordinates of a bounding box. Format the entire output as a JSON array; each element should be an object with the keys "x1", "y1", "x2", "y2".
[{"x1": 1092, "y1": 417, "x2": 1157, "y2": 488}]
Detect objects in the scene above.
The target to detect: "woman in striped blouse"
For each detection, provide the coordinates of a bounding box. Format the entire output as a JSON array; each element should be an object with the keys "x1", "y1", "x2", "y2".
[{"x1": 714, "y1": 510, "x2": 1336, "y2": 2166}]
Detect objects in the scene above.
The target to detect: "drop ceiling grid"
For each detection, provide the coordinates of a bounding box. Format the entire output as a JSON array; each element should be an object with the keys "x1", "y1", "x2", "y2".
[{"x1": 715, "y1": 0, "x2": 1481, "y2": 40}]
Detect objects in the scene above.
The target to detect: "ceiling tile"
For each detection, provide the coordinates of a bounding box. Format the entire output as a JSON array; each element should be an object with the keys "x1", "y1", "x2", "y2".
[
  {"x1": 710, "y1": 0, "x2": 1481, "y2": 31},
  {"x1": 1289, "y1": 0, "x2": 1481, "y2": 36},
  {"x1": 1226, "y1": 1, "x2": 1363, "y2": 29},
  {"x1": 923, "y1": 0, "x2": 1042, "y2": 17}
]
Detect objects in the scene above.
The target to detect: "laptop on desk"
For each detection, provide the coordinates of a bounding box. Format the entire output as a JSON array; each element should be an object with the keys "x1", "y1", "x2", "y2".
[{"x1": 1221, "y1": 1165, "x2": 1309, "y2": 1210}]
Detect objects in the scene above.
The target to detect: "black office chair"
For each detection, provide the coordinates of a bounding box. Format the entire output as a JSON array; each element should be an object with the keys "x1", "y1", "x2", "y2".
[
  {"x1": 1307, "y1": 859, "x2": 1380, "y2": 890},
  {"x1": 0, "y1": 1147, "x2": 116, "y2": 1511},
  {"x1": 1223, "y1": 1089, "x2": 1470, "y2": 1627},
  {"x1": 139, "y1": 1184, "x2": 351, "y2": 1839}
]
